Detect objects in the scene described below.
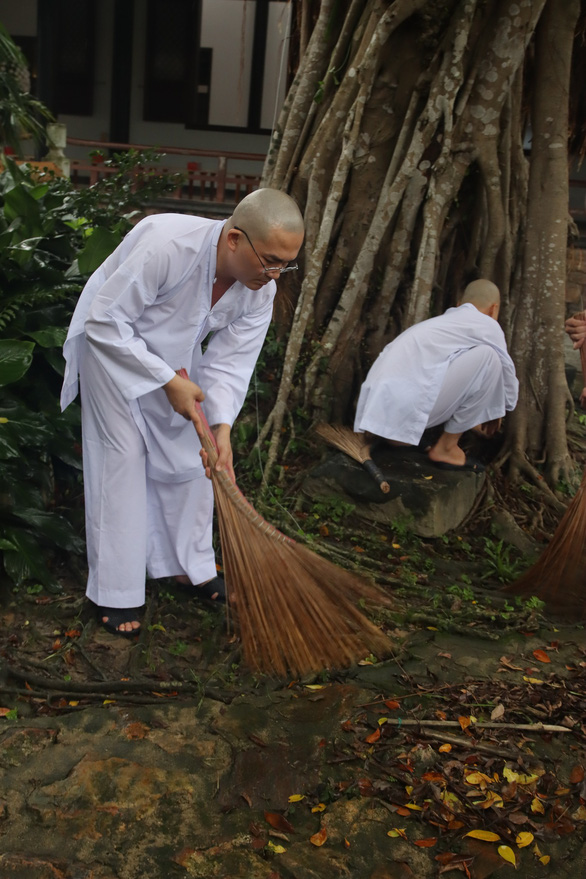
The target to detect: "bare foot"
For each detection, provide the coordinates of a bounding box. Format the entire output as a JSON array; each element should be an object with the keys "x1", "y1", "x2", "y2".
[{"x1": 427, "y1": 444, "x2": 466, "y2": 467}]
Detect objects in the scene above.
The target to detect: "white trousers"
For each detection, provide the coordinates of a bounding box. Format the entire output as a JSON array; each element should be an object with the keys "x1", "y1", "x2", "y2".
[
  {"x1": 79, "y1": 347, "x2": 216, "y2": 609},
  {"x1": 426, "y1": 344, "x2": 506, "y2": 435}
]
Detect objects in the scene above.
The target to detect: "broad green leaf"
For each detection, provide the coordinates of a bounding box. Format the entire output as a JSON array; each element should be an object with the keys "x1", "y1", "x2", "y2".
[
  {"x1": 77, "y1": 226, "x2": 121, "y2": 274},
  {"x1": 0, "y1": 340, "x2": 34, "y2": 386},
  {"x1": 0, "y1": 432, "x2": 20, "y2": 459},
  {"x1": 3, "y1": 185, "x2": 43, "y2": 235},
  {"x1": 26, "y1": 326, "x2": 67, "y2": 348},
  {"x1": 13, "y1": 509, "x2": 85, "y2": 552},
  {"x1": 0, "y1": 539, "x2": 17, "y2": 551},
  {"x1": 2, "y1": 529, "x2": 61, "y2": 591}
]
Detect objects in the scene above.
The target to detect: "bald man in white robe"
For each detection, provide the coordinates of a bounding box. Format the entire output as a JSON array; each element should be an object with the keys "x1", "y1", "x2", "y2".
[
  {"x1": 61, "y1": 189, "x2": 304, "y2": 635},
  {"x1": 354, "y1": 280, "x2": 519, "y2": 471}
]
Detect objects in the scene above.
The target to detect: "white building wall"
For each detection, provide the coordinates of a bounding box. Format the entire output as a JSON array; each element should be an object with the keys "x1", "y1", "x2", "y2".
[{"x1": 2, "y1": 0, "x2": 289, "y2": 171}]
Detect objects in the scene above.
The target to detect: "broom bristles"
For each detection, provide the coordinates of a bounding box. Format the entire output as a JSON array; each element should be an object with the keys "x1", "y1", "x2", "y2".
[
  {"x1": 504, "y1": 468, "x2": 586, "y2": 619},
  {"x1": 315, "y1": 423, "x2": 391, "y2": 494},
  {"x1": 315, "y1": 423, "x2": 372, "y2": 464},
  {"x1": 193, "y1": 406, "x2": 393, "y2": 677}
]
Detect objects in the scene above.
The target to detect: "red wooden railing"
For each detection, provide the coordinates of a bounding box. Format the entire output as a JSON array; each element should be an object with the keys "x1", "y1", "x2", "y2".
[{"x1": 66, "y1": 137, "x2": 265, "y2": 206}]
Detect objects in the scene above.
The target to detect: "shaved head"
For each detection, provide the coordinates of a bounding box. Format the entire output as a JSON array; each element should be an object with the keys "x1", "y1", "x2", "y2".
[
  {"x1": 459, "y1": 279, "x2": 500, "y2": 313},
  {"x1": 229, "y1": 188, "x2": 304, "y2": 242}
]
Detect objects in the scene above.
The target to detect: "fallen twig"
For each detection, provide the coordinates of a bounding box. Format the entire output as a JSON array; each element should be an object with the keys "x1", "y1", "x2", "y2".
[
  {"x1": 378, "y1": 718, "x2": 571, "y2": 732},
  {"x1": 416, "y1": 729, "x2": 549, "y2": 761}
]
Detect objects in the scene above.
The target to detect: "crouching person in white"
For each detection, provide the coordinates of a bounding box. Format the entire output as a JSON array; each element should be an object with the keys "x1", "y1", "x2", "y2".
[
  {"x1": 354, "y1": 280, "x2": 519, "y2": 472},
  {"x1": 60, "y1": 189, "x2": 305, "y2": 636}
]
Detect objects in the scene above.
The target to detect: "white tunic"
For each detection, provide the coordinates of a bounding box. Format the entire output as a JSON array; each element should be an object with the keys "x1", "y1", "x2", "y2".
[
  {"x1": 61, "y1": 213, "x2": 276, "y2": 482},
  {"x1": 60, "y1": 213, "x2": 276, "y2": 607},
  {"x1": 354, "y1": 303, "x2": 519, "y2": 444}
]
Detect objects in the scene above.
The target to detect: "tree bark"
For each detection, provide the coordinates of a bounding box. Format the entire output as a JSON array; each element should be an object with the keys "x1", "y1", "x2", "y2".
[{"x1": 258, "y1": 0, "x2": 582, "y2": 489}]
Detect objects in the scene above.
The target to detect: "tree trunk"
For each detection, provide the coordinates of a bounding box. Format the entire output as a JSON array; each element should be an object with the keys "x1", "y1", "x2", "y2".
[
  {"x1": 260, "y1": 0, "x2": 582, "y2": 488},
  {"x1": 507, "y1": 0, "x2": 581, "y2": 486}
]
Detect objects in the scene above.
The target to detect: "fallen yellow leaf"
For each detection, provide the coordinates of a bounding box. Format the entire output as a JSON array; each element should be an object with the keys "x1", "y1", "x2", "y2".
[
  {"x1": 479, "y1": 792, "x2": 504, "y2": 809},
  {"x1": 498, "y1": 845, "x2": 516, "y2": 866},
  {"x1": 387, "y1": 828, "x2": 407, "y2": 839},
  {"x1": 531, "y1": 797, "x2": 545, "y2": 814},
  {"x1": 539, "y1": 855, "x2": 551, "y2": 865},
  {"x1": 464, "y1": 770, "x2": 493, "y2": 787},
  {"x1": 288, "y1": 794, "x2": 305, "y2": 802},
  {"x1": 311, "y1": 803, "x2": 326, "y2": 813},
  {"x1": 515, "y1": 831, "x2": 534, "y2": 848},
  {"x1": 267, "y1": 841, "x2": 286, "y2": 854},
  {"x1": 503, "y1": 767, "x2": 540, "y2": 785},
  {"x1": 523, "y1": 676, "x2": 543, "y2": 684},
  {"x1": 439, "y1": 743, "x2": 452, "y2": 753},
  {"x1": 464, "y1": 830, "x2": 501, "y2": 842}
]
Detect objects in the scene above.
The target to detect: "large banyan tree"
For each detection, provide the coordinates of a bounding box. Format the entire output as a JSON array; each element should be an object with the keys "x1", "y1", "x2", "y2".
[{"x1": 259, "y1": 0, "x2": 585, "y2": 491}]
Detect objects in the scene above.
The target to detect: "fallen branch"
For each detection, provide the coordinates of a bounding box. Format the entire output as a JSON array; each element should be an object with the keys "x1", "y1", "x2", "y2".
[
  {"x1": 0, "y1": 663, "x2": 233, "y2": 704},
  {"x1": 417, "y1": 729, "x2": 552, "y2": 762},
  {"x1": 377, "y1": 718, "x2": 572, "y2": 732}
]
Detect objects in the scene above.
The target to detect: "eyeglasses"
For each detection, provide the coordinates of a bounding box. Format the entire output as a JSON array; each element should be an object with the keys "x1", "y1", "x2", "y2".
[{"x1": 234, "y1": 225, "x2": 298, "y2": 275}]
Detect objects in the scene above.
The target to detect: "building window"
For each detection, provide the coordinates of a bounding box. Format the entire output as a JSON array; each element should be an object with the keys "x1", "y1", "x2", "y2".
[
  {"x1": 54, "y1": 0, "x2": 96, "y2": 116},
  {"x1": 143, "y1": 0, "x2": 201, "y2": 124}
]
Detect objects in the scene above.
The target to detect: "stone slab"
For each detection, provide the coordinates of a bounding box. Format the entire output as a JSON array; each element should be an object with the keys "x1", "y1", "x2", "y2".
[{"x1": 302, "y1": 446, "x2": 485, "y2": 537}]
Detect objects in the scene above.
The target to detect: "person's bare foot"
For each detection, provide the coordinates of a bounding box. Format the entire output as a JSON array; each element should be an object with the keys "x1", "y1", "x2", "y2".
[
  {"x1": 427, "y1": 444, "x2": 466, "y2": 467},
  {"x1": 98, "y1": 607, "x2": 142, "y2": 637}
]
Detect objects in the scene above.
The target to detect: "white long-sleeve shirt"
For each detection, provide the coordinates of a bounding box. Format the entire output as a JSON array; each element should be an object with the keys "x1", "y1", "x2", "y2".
[
  {"x1": 61, "y1": 213, "x2": 276, "y2": 481},
  {"x1": 354, "y1": 303, "x2": 519, "y2": 444}
]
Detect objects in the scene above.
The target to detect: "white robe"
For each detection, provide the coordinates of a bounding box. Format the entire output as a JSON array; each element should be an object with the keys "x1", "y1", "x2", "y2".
[
  {"x1": 61, "y1": 213, "x2": 276, "y2": 608},
  {"x1": 354, "y1": 303, "x2": 519, "y2": 444}
]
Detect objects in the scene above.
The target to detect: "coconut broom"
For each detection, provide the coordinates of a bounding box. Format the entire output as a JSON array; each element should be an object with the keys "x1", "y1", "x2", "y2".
[
  {"x1": 315, "y1": 423, "x2": 390, "y2": 494},
  {"x1": 181, "y1": 375, "x2": 393, "y2": 677},
  {"x1": 503, "y1": 328, "x2": 586, "y2": 619}
]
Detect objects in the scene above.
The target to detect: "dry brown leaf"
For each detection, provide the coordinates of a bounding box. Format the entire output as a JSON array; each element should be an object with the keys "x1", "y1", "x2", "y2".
[
  {"x1": 124, "y1": 721, "x2": 149, "y2": 740},
  {"x1": 499, "y1": 656, "x2": 523, "y2": 671},
  {"x1": 365, "y1": 728, "x2": 381, "y2": 744},
  {"x1": 414, "y1": 838, "x2": 437, "y2": 847},
  {"x1": 309, "y1": 826, "x2": 327, "y2": 846},
  {"x1": 533, "y1": 648, "x2": 551, "y2": 663},
  {"x1": 264, "y1": 812, "x2": 295, "y2": 834},
  {"x1": 570, "y1": 764, "x2": 585, "y2": 784},
  {"x1": 358, "y1": 778, "x2": 375, "y2": 796},
  {"x1": 385, "y1": 699, "x2": 401, "y2": 710},
  {"x1": 490, "y1": 703, "x2": 505, "y2": 721}
]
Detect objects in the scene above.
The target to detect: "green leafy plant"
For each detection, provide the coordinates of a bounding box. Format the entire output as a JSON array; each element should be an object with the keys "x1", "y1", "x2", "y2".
[
  {"x1": 0, "y1": 153, "x2": 184, "y2": 591},
  {"x1": 0, "y1": 23, "x2": 53, "y2": 154},
  {"x1": 481, "y1": 538, "x2": 524, "y2": 584}
]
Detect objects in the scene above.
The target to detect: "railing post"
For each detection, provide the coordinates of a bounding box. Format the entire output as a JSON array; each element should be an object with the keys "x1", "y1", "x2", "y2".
[
  {"x1": 45, "y1": 123, "x2": 71, "y2": 177},
  {"x1": 217, "y1": 156, "x2": 227, "y2": 202}
]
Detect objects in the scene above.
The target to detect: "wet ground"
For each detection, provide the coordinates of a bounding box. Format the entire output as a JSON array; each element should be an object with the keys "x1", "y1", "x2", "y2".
[{"x1": 1, "y1": 562, "x2": 586, "y2": 879}]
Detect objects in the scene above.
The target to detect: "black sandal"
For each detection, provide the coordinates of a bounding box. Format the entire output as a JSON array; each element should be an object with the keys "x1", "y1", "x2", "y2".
[
  {"x1": 98, "y1": 606, "x2": 142, "y2": 638},
  {"x1": 193, "y1": 575, "x2": 226, "y2": 605}
]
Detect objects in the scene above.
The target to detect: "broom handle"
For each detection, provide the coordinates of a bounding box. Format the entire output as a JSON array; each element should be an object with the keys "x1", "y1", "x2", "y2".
[
  {"x1": 361, "y1": 458, "x2": 390, "y2": 493},
  {"x1": 177, "y1": 368, "x2": 294, "y2": 544}
]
